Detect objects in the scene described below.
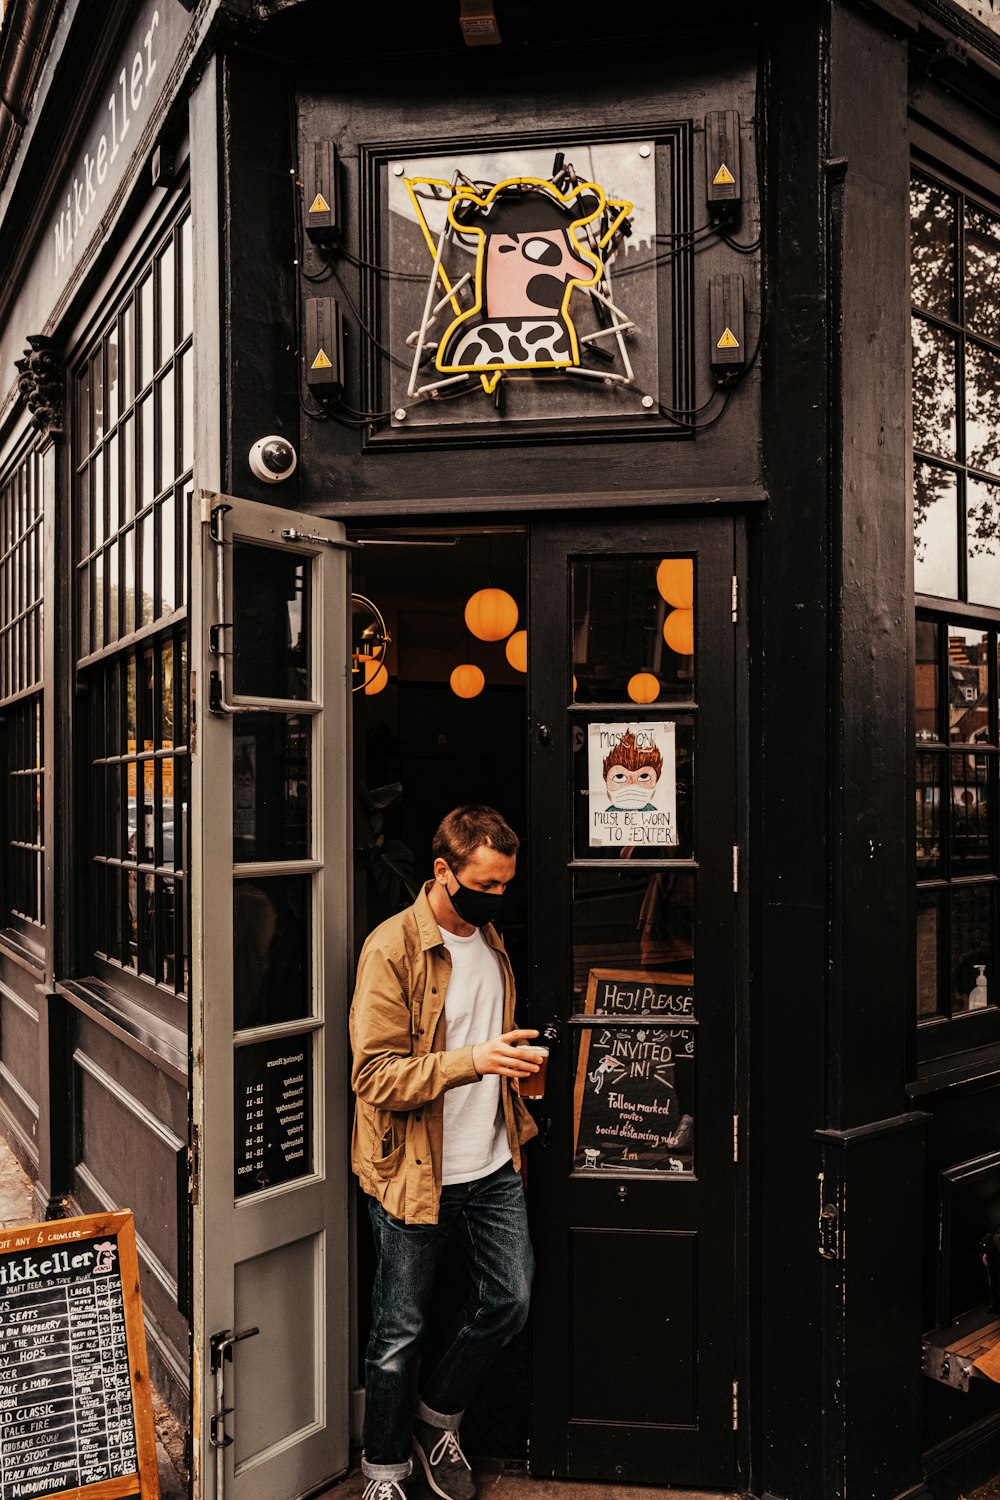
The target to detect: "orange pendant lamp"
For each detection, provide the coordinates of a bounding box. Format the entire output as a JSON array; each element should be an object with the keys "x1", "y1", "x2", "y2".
[
  {"x1": 465, "y1": 588, "x2": 518, "y2": 642},
  {"x1": 363, "y1": 660, "x2": 389, "y2": 696},
  {"x1": 505, "y1": 630, "x2": 528, "y2": 672},
  {"x1": 656, "y1": 558, "x2": 694, "y2": 609},
  {"x1": 450, "y1": 664, "x2": 485, "y2": 699},
  {"x1": 627, "y1": 671, "x2": 660, "y2": 704},
  {"x1": 663, "y1": 608, "x2": 695, "y2": 657}
]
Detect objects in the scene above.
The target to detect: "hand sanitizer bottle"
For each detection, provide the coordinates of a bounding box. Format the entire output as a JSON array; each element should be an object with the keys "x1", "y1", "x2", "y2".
[{"x1": 969, "y1": 963, "x2": 989, "y2": 1011}]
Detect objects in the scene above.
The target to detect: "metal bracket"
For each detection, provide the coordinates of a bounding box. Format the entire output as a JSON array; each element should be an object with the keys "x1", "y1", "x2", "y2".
[
  {"x1": 817, "y1": 1171, "x2": 841, "y2": 1261},
  {"x1": 209, "y1": 503, "x2": 233, "y2": 544},
  {"x1": 209, "y1": 623, "x2": 232, "y2": 657},
  {"x1": 210, "y1": 1323, "x2": 260, "y2": 1498}
]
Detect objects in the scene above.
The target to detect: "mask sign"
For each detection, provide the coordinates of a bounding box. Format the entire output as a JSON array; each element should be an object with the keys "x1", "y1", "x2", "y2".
[{"x1": 588, "y1": 722, "x2": 678, "y2": 849}]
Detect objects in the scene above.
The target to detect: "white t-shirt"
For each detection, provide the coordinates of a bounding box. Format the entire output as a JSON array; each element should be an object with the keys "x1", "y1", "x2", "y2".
[{"x1": 440, "y1": 927, "x2": 512, "y2": 1185}]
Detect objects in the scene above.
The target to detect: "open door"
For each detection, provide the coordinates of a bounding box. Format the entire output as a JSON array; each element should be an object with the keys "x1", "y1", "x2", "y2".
[
  {"x1": 526, "y1": 517, "x2": 744, "y2": 1487},
  {"x1": 190, "y1": 492, "x2": 352, "y2": 1500}
]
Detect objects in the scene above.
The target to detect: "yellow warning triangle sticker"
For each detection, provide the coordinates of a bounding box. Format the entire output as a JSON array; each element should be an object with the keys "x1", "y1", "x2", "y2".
[
  {"x1": 308, "y1": 193, "x2": 330, "y2": 214},
  {"x1": 713, "y1": 163, "x2": 736, "y2": 187},
  {"x1": 717, "y1": 327, "x2": 740, "y2": 349},
  {"x1": 311, "y1": 349, "x2": 333, "y2": 370}
]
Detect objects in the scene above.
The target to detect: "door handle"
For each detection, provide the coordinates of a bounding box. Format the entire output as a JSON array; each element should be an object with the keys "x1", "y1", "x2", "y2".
[
  {"x1": 541, "y1": 1023, "x2": 561, "y2": 1047},
  {"x1": 537, "y1": 723, "x2": 551, "y2": 746}
]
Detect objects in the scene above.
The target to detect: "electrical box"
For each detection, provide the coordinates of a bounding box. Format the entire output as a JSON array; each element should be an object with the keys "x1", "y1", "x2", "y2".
[
  {"x1": 705, "y1": 110, "x2": 741, "y2": 216},
  {"x1": 709, "y1": 275, "x2": 745, "y2": 379},
  {"x1": 305, "y1": 297, "x2": 344, "y2": 397},
  {"x1": 303, "y1": 141, "x2": 340, "y2": 245}
]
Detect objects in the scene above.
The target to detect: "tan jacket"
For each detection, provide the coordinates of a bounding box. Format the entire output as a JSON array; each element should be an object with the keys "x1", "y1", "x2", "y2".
[{"x1": 349, "y1": 882, "x2": 538, "y2": 1224}]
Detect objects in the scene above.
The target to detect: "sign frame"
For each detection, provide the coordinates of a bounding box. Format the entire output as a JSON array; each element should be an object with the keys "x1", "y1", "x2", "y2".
[{"x1": 0, "y1": 1209, "x2": 159, "y2": 1500}]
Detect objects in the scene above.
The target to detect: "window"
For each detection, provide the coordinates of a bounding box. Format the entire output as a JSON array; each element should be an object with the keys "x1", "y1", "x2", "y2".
[
  {"x1": 911, "y1": 174, "x2": 1000, "y2": 604},
  {"x1": 912, "y1": 166, "x2": 1000, "y2": 1050},
  {"x1": 73, "y1": 209, "x2": 193, "y2": 1006},
  {"x1": 915, "y1": 617, "x2": 999, "y2": 1039},
  {"x1": 0, "y1": 445, "x2": 44, "y2": 945}
]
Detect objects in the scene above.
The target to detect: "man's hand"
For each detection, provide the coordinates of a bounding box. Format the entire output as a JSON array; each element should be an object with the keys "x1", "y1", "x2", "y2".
[{"x1": 472, "y1": 1029, "x2": 543, "y2": 1080}]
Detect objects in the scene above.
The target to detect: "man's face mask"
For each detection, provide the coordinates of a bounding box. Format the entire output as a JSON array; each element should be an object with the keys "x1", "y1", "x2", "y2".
[{"x1": 446, "y1": 866, "x2": 505, "y2": 928}]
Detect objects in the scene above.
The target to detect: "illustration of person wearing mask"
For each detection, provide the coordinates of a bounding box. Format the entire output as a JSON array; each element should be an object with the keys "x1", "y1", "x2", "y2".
[
  {"x1": 603, "y1": 730, "x2": 663, "y2": 813},
  {"x1": 435, "y1": 177, "x2": 605, "y2": 379}
]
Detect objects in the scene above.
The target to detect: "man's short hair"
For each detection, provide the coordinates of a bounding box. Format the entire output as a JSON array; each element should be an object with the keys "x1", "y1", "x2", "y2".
[{"x1": 432, "y1": 805, "x2": 520, "y2": 874}]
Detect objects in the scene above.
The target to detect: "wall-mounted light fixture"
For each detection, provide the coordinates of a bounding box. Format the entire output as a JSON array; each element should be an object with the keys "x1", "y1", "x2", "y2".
[{"x1": 352, "y1": 594, "x2": 391, "y2": 692}]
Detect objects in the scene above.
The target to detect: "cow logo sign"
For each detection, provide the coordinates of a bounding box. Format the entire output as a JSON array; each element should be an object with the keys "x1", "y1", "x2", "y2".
[{"x1": 404, "y1": 169, "x2": 634, "y2": 398}]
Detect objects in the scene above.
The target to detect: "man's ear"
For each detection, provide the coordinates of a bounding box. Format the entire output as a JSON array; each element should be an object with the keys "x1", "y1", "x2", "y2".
[{"x1": 432, "y1": 856, "x2": 451, "y2": 885}]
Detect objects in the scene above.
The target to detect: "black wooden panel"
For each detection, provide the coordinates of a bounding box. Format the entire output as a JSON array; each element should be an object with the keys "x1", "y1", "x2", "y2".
[
  {"x1": 0, "y1": 985, "x2": 39, "y2": 1145},
  {"x1": 570, "y1": 1227, "x2": 696, "y2": 1426}
]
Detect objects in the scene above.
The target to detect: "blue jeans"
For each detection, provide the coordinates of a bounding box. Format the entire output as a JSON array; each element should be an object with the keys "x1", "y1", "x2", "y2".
[{"x1": 362, "y1": 1161, "x2": 534, "y2": 1479}]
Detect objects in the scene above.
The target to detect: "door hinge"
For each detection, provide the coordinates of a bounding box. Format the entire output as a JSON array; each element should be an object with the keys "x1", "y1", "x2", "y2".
[
  {"x1": 188, "y1": 1124, "x2": 200, "y2": 1206},
  {"x1": 733, "y1": 1113, "x2": 739, "y2": 1164},
  {"x1": 732, "y1": 1378, "x2": 739, "y2": 1430},
  {"x1": 731, "y1": 574, "x2": 738, "y2": 623},
  {"x1": 732, "y1": 844, "x2": 739, "y2": 893}
]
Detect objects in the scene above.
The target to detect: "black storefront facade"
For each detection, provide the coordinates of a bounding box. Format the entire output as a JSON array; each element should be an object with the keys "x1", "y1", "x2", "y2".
[{"x1": 0, "y1": 1, "x2": 999, "y2": 1498}]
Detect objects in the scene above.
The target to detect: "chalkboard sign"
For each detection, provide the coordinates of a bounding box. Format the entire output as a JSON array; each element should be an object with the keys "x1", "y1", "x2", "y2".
[
  {"x1": 573, "y1": 967, "x2": 695, "y2": 1172},
  {"x1": 581, "y1": 967, "x2": 694, "y2": 1019},
  {"x1": 0, "y1": 1209, "x2": 158, "y2": 1500},
  {"x1": 573, "y1": 1019, "x2": 696, "y2": 1174},
  {"x1": 235, "y1": 1035, "x2": 312, "y2": 1196}
]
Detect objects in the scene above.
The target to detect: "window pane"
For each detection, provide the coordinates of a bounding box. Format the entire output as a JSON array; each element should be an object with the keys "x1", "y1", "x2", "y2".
[
  {"x1": 948, "y1": 626, "x2": 990, "y2": 742},
  {"x1": 158, "y1": 240, "x2": 175, "y2": 369},
  {"x1": 233, "y1": 715, "x2": 311, "y2": 863},
  {"x1": 914, "y1": 463, "x2": 958, "y2": 598},
  {"x1": 916, "y1": 749, "x2": 943, "y2": 878},
  {"x1": 157, "y1": 370, "x2": 175, "y2": 496},
  {"x1": 572, "y1": 1022, "x2": 695, "y2": 1175},
  {"x1": 575, "y1": 717, "x2": 692, "y2": 859},
  {"x1": 915, "y1": 619, "x2": 940, "y2": 741},
  {"x1": 140, "y1": 274, "x2": 154, "y2": 390},
  {"x1": 911, "y1": 179, "x2": 956, "y2": 320},
  {"x1": 967, "y1": 477, "x2": 1000, "y2": 608},
  {"x1": 950, "y1": 883, "x2": 994, "y2": 1015},
  {"x1": 572, "y1": 556, "x2": 695, "y2": 703},
  {"x1": 950, "y1": 750, "x2": 993, "y2": 872},
  {"x1": 232, "y1": 545, "x2": 311, "y2": 700},
  {"x1": 572, "y1": 869, "x2": 694, "y2": 1012},
  {"x1": 233, "y1": 874, "x2": 312, "y2": 1029},
  {"x1": 965, "y1": 201, "x2": 1000, "y2": 342},
  {"x1": 181, "y1": 215, "x2": 193, "y2": 340},
  {"x1": 965, "y1": 341, "x2": 1000, "y2": 478},
  {"x1": 912, "y1": 317, "x2": 957, "y2": 459},
  {"x1": 916, "y1": 890, "x2": 944, "y2": 1018}
]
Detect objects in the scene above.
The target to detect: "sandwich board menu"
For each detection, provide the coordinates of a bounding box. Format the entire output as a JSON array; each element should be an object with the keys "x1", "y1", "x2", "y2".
[{"x1": 0, "y1": 1209, "x2": 158, "y2": 1500}]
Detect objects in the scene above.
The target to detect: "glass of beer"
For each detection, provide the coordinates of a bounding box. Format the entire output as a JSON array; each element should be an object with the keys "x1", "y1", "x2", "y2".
[{"x1": 516, "y1": 1045, "x2": 550, "y2": 1100}]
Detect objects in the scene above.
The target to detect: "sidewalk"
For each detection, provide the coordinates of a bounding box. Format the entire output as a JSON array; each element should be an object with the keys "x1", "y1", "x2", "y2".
[{"x1": 0, "y1": 1135, "x2": 188, "y2": 1500}]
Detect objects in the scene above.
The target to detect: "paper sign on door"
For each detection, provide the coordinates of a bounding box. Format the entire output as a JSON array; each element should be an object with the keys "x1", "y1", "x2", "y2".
[{"x1": 587, "y1": 721, "x2": 678, "y2": 848}]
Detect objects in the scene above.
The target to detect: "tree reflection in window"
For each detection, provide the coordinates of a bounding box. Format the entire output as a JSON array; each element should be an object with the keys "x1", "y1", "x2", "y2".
[{"x1": 912, "y1": 174, "x2": 1000, "y2": 604}]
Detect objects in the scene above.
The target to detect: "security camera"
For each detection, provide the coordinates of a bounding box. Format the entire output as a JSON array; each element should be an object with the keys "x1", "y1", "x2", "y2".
[{"x1": 249, "y1": 435, "x2": 298, "y2": 484}]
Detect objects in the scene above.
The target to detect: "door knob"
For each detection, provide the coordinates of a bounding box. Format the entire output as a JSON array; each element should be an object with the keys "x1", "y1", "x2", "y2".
[
  {"x1": 537, "y1": 724, "x2": 551, "y2": 745},
  {"x1": 542, "y1": 1023, "x2": 561, "y2": 1047}
]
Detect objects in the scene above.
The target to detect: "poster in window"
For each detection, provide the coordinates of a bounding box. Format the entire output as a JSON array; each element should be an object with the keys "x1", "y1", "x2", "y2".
[{"x1": 588, "y1": 721, "x2": 677, "y2": 848}]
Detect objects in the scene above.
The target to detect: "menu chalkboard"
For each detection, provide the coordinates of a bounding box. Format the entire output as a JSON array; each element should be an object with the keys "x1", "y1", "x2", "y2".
[
  {"x1": 235, "y1": 1035, "x2": 313, "y2": 1196},
  {"x1": 0, "y1": 1209, "x2": 158, "y2": 1500},
  {"x1": 582, "y1": 967, "x2": 694, "y2": 1019}
]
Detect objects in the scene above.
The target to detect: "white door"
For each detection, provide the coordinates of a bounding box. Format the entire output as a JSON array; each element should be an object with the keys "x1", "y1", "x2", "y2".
[{"x1": 190, "y1": 491, "x2": 351, "y2": 1500}]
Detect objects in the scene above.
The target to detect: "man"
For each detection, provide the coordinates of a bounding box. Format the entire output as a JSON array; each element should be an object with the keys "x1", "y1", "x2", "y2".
[{"x1": 350, "y1": 805, "x2": 542, "y2": 1500}]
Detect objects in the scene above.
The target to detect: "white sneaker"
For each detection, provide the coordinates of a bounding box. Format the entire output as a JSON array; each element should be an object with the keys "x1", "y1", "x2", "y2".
[{"x1": 363, "y1": 1480, "x2": 408, "y2": 1500}]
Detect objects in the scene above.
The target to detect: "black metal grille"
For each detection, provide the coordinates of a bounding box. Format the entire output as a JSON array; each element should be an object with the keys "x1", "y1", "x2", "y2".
[{"x1": 0, "y1": 446, "x2": 43, "y2": 701}]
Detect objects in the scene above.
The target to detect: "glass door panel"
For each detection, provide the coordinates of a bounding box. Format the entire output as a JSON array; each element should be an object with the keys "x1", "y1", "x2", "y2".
[{"x1": 191, "y1": 493, "x2": 351, "y2": 1500}]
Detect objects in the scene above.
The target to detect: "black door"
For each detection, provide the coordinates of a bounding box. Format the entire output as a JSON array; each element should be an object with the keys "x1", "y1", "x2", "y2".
[{"x1": 526, "y1": 517, "x2": 743, "y2": 1486}]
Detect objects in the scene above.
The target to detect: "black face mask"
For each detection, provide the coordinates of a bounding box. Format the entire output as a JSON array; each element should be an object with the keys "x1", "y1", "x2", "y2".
[{"x1": 446, "y1": 868, "x2": 504, "y2": 929}]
